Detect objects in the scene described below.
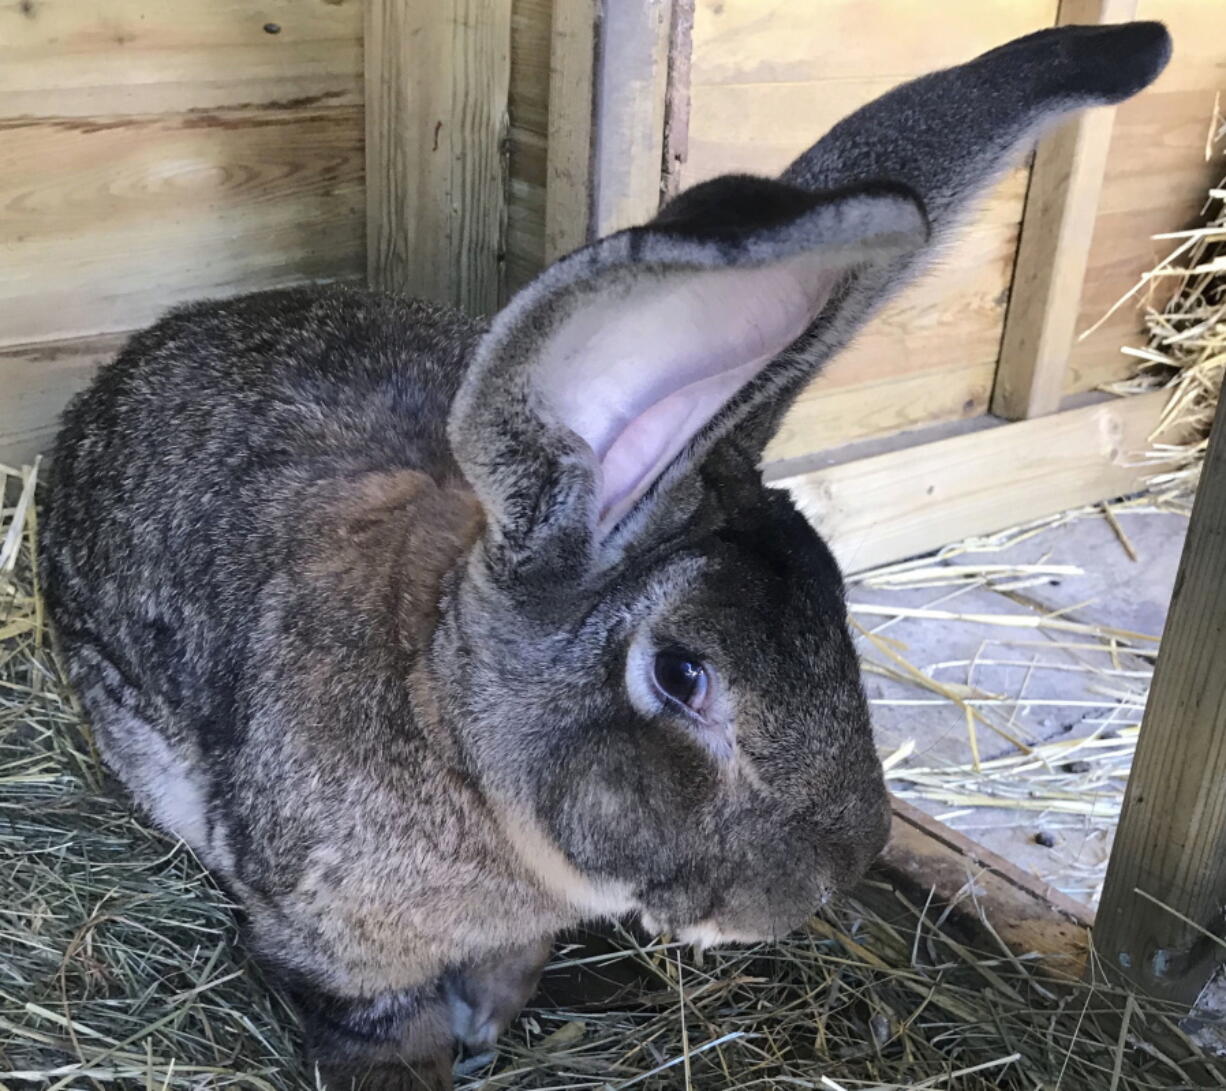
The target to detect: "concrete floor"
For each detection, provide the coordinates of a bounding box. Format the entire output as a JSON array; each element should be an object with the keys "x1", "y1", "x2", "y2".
[{"x1": 851, "y1": 502, "x2": 1190, "y2": 908}]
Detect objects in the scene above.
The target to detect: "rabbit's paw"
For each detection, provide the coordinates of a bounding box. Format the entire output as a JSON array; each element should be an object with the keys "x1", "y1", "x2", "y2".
[{"x1": 444, "y1": 936, "x2": 554, "y2": 1051}]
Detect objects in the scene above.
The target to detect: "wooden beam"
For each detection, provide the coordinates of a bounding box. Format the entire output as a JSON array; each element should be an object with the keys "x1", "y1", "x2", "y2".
[
  {"x1": 1094, "y1": 405, "x2": 1226, "y2": 1004},
  {"x1": 543, "y1": 0, "x2": 600, "y2": 262},
  {"x1": 660, "y1": 0, "x2": 695, "y2": 204},
  {"x1": 365, "y1": 0, "x2": 512, "y2": 315},
  {"x1": 990, "y1": 0, "x2": 1136, "y2": 421},
  {"x1": 864, "y1": 797, "x2": 1093, "y2": 979},
  {"x1": 771, "y1": 391, "x2": 1170, "y2": 575},
  {"x1": 590, "y1": 0, "x2": 674, "y2": 235}
]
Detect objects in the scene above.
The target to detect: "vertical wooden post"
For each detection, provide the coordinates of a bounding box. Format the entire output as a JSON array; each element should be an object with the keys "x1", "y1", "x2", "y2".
[
  {"x1": 991, "y1": 0, "x2": 1136, "y2": 421},
  {"x1": 543, "y1": 0, "x2": 693, "y2": 264},
  {"x1": 590, "y1": 0, "x2": 674, "y2": 235},
  {"x1": 365, "y1": 0, "x2": 512, "y2": 315},
  {"x1": 660, "y1": 0, "x2": 694, "y2": 204},
  {"x1": 544, "y1": 0, "x2": 600, "y2": 263},
  {"x1": 1095, "y1": 405, "x2": 1226, "y2": 1003}
]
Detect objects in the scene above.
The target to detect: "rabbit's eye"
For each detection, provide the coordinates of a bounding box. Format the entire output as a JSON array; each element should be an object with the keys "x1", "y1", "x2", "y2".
[{"x1": 652, "y1": 650, "x2": 710, "y2": 714}]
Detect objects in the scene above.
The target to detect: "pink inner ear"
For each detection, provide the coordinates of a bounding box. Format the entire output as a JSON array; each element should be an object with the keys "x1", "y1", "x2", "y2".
[
  {"x1": 538, "y1": 256, "x2": 839, "y2": 529},
  {"x1": 597, "y1": 357, "x2": 770, "y2": 524}
]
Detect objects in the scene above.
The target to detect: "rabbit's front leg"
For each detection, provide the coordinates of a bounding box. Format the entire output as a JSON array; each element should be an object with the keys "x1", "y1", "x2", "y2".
[{"x1": 444, "y1": 935, "x2": 555, "y2": 1052}]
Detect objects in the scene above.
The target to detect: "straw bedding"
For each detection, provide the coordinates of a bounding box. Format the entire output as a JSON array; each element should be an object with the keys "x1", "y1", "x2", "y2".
[{"x1": 859, "y1": 145, "x2": 1226, "y2": 911}]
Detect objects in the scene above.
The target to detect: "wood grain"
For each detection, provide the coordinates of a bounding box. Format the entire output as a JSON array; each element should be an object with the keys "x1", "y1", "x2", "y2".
[
  {"x1": 365, "y1": 0, "x2": 512, "y2": 315},
  {"x1": 688, "y1": 0, "x2": 1055, "y2": 88},
  {"x1": 1095, "y1": 406, "x2": 1226, "y2": 1003},
  {"x1": 680, "y1": 0, "x2": 1051, "y2": 459},
  {"x1": 993, "y1": 0, "x2": 1137, "y2": 421},
  {"x1": 870, "y1": 796, "x2": 1094, "y2": 978},
  {"x1": 763, "y1": 214, "x2": 1020, "y2": 458},
  {"x1": 0, "y1": 0, "x2": 362, "y2": 117},
  {"x1": 773, "y1": 391, "x2": 1171, "y2": 575},
  {"x1": 766, "y1": 362, "x2": 995, "y2": 465},
  {"x1": 505, "y1": 0, "x2": 553, "y2": 295},
  {"x1": 0, "y1": 108, "x2": 364, "y2": 347}
]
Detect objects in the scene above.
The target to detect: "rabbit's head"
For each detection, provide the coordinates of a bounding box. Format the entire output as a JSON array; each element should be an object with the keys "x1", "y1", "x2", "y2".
[{"x1": 437, "y1": 23, "x2": 1170, "y2": 942}]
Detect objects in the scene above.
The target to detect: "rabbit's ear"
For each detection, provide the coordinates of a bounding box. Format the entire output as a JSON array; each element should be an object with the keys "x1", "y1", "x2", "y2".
[
  {"x1": 448, "y1": 179, "x2": 926, "y2": 579},
  {"x1": 449, "y1": 21, "x2": 1171, "y2": 581}
]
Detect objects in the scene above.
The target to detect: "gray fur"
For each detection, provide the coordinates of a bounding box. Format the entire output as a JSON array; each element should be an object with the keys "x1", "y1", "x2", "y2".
[{"x1": 40, "y1": 24, "x2": 1169, "y2": 1089}]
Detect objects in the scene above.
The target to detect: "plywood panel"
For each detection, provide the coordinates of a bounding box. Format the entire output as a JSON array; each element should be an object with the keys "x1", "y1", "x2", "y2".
[
  {"x1": 0, "y1": 0, "x2": 363, "y2": 117},
  {"x1": 0, "y1": 108, "x2": 364, "y2": 346},
  {"x1": 1067, "y1": 0, "x2": 1226, "y2": 394}
]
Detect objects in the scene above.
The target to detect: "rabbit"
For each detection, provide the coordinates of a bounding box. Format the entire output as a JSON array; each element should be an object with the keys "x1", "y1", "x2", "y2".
[{"x1": 39, "y1": 21, "x2": 1170, "y2": 1090}]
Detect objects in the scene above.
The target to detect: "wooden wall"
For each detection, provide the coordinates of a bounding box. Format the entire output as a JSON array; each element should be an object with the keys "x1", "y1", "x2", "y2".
[
  {"x1": 0, "y1": 1, "x2": 364, "y2": 465},
  {"x1": 507, "y1": 0, "x2": 552, "y2": 297},
  {"x1": 0, "y1": 0, "x2": 551, "y2": 467},
  {"x1": 3, "y1": 1, "x2": 1223, "y2": 471},
  {"x1": 681, "y1": 0, "x2": 1226, "y2": 463}
]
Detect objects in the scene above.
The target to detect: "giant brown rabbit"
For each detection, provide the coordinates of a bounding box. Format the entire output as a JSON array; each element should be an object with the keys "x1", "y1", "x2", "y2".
[{"x1": 40, "y1": 22, "x2": 1171, "y2": 1089}]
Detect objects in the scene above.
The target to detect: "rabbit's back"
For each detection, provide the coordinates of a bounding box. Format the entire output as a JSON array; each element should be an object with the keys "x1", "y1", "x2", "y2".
[{"x1": 40, "y1": 285, "x2": 484, "y2": 853}]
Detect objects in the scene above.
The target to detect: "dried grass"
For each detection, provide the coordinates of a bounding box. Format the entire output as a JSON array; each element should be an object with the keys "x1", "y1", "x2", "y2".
[
  {"x1": 5, "y1": 458, "x2": 1225, "y2": 1088},
  {"x1": 846, "y1": 495, "x2": 1170, "y2": 906},
  {"x1": 854, "y1": 137, "x2": 1225, "y2": 913}
]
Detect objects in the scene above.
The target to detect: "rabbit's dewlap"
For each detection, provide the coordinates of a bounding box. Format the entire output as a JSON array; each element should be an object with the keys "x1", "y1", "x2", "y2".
[{"x1": 40, "y1": 21, "x2": 1170, "y2": 1090}]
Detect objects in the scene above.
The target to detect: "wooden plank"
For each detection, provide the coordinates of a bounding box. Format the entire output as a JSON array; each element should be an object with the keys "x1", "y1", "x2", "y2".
[
  {"x1": 0, "y1": 0, "x2": 362, "y2": 117},
  {"x1": 864, "y1": 796, "x2": 1093, "y2": 978},
  {"x1": 0, "y1": 334, "x2": 126, "y2": 468},
  {"x1": 660, "y1": 0, "x2": 694, "y2": 203},
  {"x1": 772, "y1": 391, "x2": 1171, "y2": 575},
  {"x1": 766, "y1": 361, "x2": 996, "y2": 465},
  {"x1": 1069, "y1": 90, "x2": 1226, "y2": 394},
  {"x1": 365, "y1": 0, "x2": 512, "y2": 315},
  {"x1": 680, "y1": 0, "x2": 1051, "y2": 456},
  {"x1": 683, "y1": 0, "x2": 1055, "y2": 189},
  {"x1": 686, "y1": 79, "x2": 1038, "y2": 203},
  {"x1": 590, "y1": 0, "x2": 673, "y2": 234},
  {"x1": 1095, "y1": 406, "x2": 1226, "y2": 1004},
  {"x1": 0, "y1": 108, "x2": 364, "y2": 347},
  {"x1": 993, "y1": 0, "x2": 1137, "y2": 421},
  {"x1": 543, "y1": 0, "x2": 599, "y2": 263},
  {"x1": 763, "y1": 214, "x2": 1021, "y2": 461}
]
